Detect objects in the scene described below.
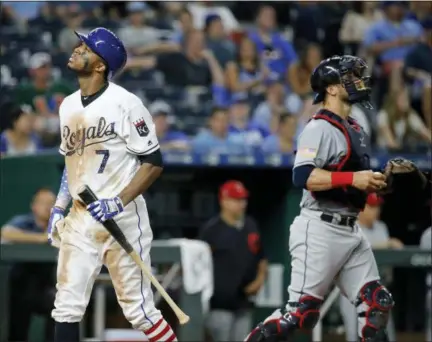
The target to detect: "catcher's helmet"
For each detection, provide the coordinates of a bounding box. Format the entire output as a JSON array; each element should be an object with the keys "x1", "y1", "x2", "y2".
[
  {"x1": 310, "y1": 55, "x2": 372, "y2": 109},
  {"x1": 74, "y1": 27, "x2": 127, "y2": 79}
]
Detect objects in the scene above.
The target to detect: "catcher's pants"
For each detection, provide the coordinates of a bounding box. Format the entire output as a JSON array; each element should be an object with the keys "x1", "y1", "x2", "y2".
[
  {"x1": 206, "y1": 309, "x2": 252, "y2": 342},
  {"x1": 52, "y1": 198, "x2": 162, "y2": 331},
  {"x1": 284, "y1": 209, "x2": 382, "y2": 338},
  {"x1": 288, "y1": 209, "x2": 380, "y2": 302}
]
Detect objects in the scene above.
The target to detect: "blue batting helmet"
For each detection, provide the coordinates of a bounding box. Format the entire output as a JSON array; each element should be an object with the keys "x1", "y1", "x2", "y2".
[{"x1": 74, "y1": 27, "x2": 127, "y2": 78}]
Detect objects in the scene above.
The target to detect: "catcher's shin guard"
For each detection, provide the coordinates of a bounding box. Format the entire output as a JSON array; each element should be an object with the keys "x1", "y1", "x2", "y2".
[
  {"x1": 356, "y1": 281, "x2": 394, "y2": 342},
  {"x1": 245, "y1": 296, "x2": 322, "y2": 342}
]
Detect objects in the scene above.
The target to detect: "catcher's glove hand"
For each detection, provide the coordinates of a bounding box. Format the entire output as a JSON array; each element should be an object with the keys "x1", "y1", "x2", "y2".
[{"x1": 380, "y1": 157, "x2": 427, "y2": 195}]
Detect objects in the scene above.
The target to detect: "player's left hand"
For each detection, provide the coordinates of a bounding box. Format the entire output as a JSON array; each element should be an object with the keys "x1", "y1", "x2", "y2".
[{"x1": 87, "y1": 197, "x2": 124, "y2": 223}]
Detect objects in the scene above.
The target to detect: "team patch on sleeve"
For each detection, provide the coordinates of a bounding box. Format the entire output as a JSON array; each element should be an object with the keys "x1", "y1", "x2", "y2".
[
  {"x1": 133, "y1": 117, "x2": 149, "y2": 137},
  {"x1": 297, "y1": 148, "x2": 317, "y2": 158}
]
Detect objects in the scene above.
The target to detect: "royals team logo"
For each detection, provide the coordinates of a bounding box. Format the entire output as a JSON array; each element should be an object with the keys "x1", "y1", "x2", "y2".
[
  {"x1": 133, "y1": 117, "x2": 149, "y2": 137},
  {"x1": 63, "y1": 117, "x2": 117, "y2": 156}
]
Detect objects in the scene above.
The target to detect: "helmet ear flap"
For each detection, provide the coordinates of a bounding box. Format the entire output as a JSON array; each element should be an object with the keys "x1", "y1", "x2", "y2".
[{"x1": 310, "y1": 67, "x2": 324, "y2": 93}]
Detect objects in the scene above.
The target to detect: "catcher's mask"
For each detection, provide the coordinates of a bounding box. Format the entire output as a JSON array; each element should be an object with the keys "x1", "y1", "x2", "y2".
[{"x1": 310, "y1": 55, "x2": 372, "y2": 109}]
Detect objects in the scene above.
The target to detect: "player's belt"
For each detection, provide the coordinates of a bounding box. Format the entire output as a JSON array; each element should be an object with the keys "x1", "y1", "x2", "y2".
[{"x1": 320, "y1": 213, "x2": 356, "y2": 228}]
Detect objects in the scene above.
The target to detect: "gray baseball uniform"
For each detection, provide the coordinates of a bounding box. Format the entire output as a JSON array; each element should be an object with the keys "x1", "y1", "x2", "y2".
[
  {"x1": 286, "y1": 118, "x2": 381, "y2": 337},
  {"x1": 338, "y1": 221, "x2": 396, "y2": 342}
]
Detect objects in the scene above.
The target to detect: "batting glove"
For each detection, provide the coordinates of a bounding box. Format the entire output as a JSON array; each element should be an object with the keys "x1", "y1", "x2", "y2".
[
  {"x1": 87, "y1": 196, "x2": 124, "y2": 223},
  {"x1": 48, "y1": 207, "x2": 65, "y2": 248}
]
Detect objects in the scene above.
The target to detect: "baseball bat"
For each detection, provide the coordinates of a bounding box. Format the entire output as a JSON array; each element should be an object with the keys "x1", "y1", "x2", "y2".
[{"x1": 78, "y1": 185, "x2": 190, "y2": 325}]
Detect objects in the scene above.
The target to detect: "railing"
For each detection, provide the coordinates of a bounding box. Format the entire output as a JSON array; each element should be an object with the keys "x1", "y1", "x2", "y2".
[
  {"x1": 1, "y1": 245, "x2": 430, "y2": 342},
  {"x1": 0, "y1": 243, "x2": 205, "y2": 342},
  {"x1": 312, "y1": 247, "x2": 431, "y2": 342}
]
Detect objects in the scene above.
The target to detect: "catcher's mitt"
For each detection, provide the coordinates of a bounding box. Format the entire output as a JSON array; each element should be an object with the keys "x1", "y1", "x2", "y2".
[{"x1": 380, "y1": 157, "x2": 428, "y2": 195}]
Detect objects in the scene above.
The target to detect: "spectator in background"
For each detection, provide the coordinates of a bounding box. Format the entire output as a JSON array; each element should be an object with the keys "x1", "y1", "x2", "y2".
[
  {"x1": 228, "y1": 94, "x2": 266, "y2": 150},
  {"x1": 339, "y1": 2, "x2": 383, "y2": 56},
  {"x1": 261, "y1": 112, "x2": 297, "y2": 154},
  {"x1": 82, "y1": 3, "x2": 118, "y2": 29},
  {"x1": 225, "y1": 37, "x2": 269, "y2": 101},
  {"x1": 171, "y1": 7, "x2": 194, "y2": 45},
  {"x1": 407, "y1": 1, "x2": 432, "y2": 23},
  {"x1": 404, "y1": 17, "x2": 432, "y2": 129},
  {"x1": 118, "y1": 1, "x2": 178, "y2": 56},
  {"x1": 13, "y1": 52, "x2": 73, "y2": 147},
  {"x1": 2, "y1": 1, "x2": 45, "y2": 21},
  {"x1": 290, "y1": 2, "x2": 321, "y2": 48},
  {"x1": 28, "y1": 2, "x2": 61, "y2": 30},
  {"x1": 155, "y1": 30, "x2": 213, "y2": 87},
  {"x1": 199, "y1": 180, "x2": 268, "y2": 342},
  {"x1": 0, "y1": 102, "x2": 42, "y2": 156},
  {"x1": 152, "y1": 2, "x2": 183, "y2": 30},
  {"x1": 317, "y1": 2, "x2": 350, "y2": 57},
  {"x1": 1, "y1": 187, "x2": 55, "y2": 342},
  {"x1": 252, "y1": 80, "x2": 303, "y2": 135},
  {"x1": 128, "y1": 35, "x2": 225, "y2": 89},
  {"x1": 338, "y1": 194, "x2": 400, "y2": 342},
  {"x1": 377, "y1": 87, "x2": 431, "y2": 151},
  {"x1": 1, "y1": 187, "x2": 53, "y2": 244},
  {"x1": 58, "y1": 8, "x2": 86, "y2": 54},
  {"x1": 287, "y1": 43, "x2": 322, "y2": 98},
  {"x1": 192, "y1": 107, "x2": 246, "y2": 155},
  {"x1": 420, "y1": 226, "x2": 432, "y2": 342},
  {"x1": 204, "y1": 14, "x2": 235, "y2": 68},
  {"x1": 29, "y1": 3, "x2": 63, "y2": 46},
  {"x1": 1, "y1": 2, "x2": 27, "y2": 31},
  {"x1": 363, "y1": 1, "x2": 423, "y2": 96},
  {"x1": 188, "y1": 1, "x2": 239, "y2": 33},
  {"x1": 149, "y1": 100, "x2": 190, "y2": 152},
  {"x1": 249, "y1": 5, "x2": 297, "y2": 81}
]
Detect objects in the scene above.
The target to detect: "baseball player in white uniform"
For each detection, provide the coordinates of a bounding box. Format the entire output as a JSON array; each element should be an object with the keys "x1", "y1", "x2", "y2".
[
  {"x1": 47, "y1": 28, "x2": 177, "y2": 342},
  {"x1": 245, "y1": 56, "x2": 394, "y2": 342}
]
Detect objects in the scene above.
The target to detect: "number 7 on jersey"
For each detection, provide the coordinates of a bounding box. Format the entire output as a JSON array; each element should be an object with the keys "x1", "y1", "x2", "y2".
[{"x1": 96, "y1": 149, "x2": 110, "y2": 173}]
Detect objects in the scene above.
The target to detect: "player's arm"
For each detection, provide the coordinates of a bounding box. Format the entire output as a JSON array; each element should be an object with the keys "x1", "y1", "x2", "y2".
[
  {"x1": 1, "y1": 225, "x2": 47, "y2": 243},
  {"x1": 225, "y1": 61, "x2": 263, "y2": 92},
  {"x1": 118, "y1": 101, "x2": 163, "y2": 207},
  {"x1": 1, "y1": 215, "x2": 48, "y2": 243},
  {"x1": 118, "y1": 151, "x2": 163, "y2": 207},
  {"x1": 245, "y1": 233, "x2": 268, "y2": 296},
  {"x1": 47, "y1": 167, "x2": 72, "y2": 246},
  {"x1": 292, "y1": 122, "x2": 386, "y2": 192},
  {"x1": 201, "y1": 49, "x2": 225, "y2": 86}
]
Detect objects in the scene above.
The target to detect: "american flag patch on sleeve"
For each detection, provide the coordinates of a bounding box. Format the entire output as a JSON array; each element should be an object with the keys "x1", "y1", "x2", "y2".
[{"x1": 297, "y1": 148, "x2": 317, "y2": 158}]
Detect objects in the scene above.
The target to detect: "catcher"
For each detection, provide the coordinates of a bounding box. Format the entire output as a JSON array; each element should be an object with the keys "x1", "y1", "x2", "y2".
[{"x1": 244, "y1": 55, "x2": 430, "y2": 342}]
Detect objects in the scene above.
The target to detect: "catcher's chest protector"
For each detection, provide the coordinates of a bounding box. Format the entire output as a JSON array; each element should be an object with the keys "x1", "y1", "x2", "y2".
[{"x1": 311, "y1": 109, "x2": 372, "y2": 209}]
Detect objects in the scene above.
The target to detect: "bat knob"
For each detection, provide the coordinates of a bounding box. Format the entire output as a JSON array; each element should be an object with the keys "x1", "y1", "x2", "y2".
[
  {"x1": 77, "y1": 185, "x2": 87, "y2": 196},
  {"x1": 179, "y1": 315, "x2": 190, "y2": 325}
]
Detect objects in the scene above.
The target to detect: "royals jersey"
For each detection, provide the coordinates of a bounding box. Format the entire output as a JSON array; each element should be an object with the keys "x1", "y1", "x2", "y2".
[{"x1": 59, "y1": 82, "x2": 159, "y2": 200}]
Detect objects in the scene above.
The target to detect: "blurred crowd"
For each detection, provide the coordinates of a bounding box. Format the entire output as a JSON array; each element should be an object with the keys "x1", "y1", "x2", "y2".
[{"x1": 1, "y1": 1, "x2": 431, "y2": 157}]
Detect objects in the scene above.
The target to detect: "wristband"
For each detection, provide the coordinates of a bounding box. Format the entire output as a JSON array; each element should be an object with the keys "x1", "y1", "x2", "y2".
[{"x1": 331, "y1": 172, "x2": 354, "y2": 187}]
